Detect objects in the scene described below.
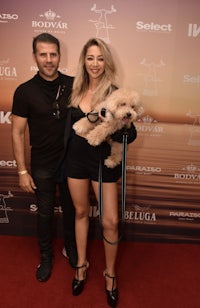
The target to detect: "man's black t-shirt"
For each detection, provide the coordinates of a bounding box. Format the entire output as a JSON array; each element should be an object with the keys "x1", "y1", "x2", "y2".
[{"x1": 12, "y1": 72, "x2": 74, "y2": 171}]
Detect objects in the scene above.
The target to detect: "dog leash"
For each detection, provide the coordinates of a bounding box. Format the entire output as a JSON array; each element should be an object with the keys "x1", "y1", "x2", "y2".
[{"x1": 98, "y1": 132, "x2": 128, "y2": 245}]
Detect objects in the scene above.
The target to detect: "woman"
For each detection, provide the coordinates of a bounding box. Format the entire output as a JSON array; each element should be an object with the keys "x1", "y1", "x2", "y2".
[{"x1": 66, "y1": 38, "x2": 137, "y2": 307}]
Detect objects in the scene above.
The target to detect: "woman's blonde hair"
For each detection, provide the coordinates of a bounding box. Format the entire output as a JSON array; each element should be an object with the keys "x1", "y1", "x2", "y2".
[{"x1": 70, "y1": 38, "x2": 118, "y2": 108}]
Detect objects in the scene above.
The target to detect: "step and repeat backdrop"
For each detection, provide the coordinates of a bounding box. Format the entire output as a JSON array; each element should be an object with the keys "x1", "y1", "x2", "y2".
[{"x1": 0, "y1": 0, "x2": 200, "y2": 242}]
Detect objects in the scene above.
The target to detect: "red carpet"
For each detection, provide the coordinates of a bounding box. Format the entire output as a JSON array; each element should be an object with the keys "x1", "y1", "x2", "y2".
[{"x1": 0, "y1": 235, "x2": 200, "y2": 308}]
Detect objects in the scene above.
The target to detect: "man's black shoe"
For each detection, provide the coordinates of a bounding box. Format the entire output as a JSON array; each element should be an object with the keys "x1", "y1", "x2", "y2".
[
  {"x1": 65, "y1": 241, "x2": 77, "y2": 268},
  {"x1": 36, "y1": 257, "x2": 52, "y2": 282}
]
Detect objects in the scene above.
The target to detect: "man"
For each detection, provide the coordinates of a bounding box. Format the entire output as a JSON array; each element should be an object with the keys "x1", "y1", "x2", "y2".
[{"x1": 11, "y1": 33, "x2": 77, "y2": 282}]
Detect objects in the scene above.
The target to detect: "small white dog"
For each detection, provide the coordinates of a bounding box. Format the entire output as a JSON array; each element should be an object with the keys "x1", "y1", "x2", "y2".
[{"x1": 73, "y1": 88, "x2": 143, "y2": 168}]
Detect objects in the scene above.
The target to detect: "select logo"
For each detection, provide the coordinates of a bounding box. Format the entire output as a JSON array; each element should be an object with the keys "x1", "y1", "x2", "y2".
[{"x1": 136, "y1": 21, "x2": 172, "y2": 33}]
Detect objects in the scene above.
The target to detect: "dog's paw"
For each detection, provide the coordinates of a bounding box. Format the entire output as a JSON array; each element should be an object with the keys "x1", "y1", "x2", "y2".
[
  {"x1": 73, "y1": 122, "x2": 80, "y2": 133},
  {"x1": 73, "y1": 122, "x2": 85, "y2": 134},
  {"x1": 87, "y1": 131, "x2": 103, "y2": 146},
  {"x1": 104, "y1": 157, "x2": 118, "y2": 168},
  {"x1": 87, "y1": 137, "x2": 101, "y2": 146}
]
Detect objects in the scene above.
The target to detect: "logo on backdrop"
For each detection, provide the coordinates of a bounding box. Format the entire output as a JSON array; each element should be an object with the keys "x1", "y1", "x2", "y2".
[
  {"x1": 136, "y1": 115, "x2": 164, "y2": 137},
  {"x1": 174, "y1": 163, "x2": 200, "y2": 184},
  {"x1": 0, "y1": 191, "x2": 13, "y2": 223},
  {"x1": 186, "y1": 111, "x2": 200, "y2": 146},
  {"x1": 0, "y1": 160, "x2": 16, "y2": 167},
  {"x1": 140, "y1": 58, "x2": 166, "y2": 96},
  {"x1": 0, "y1": 59, "x2": 17, "y2": 80},
  {"x1": 169, "y1": 211, "x2": 200, "y2": 221},
  {"x1": 0, "y1": 111, "x2": 12, "y2": 124},
  {"x1": 30, "y1": 203, "x2": 99, "y2": 218},
  {"x1": 188, "y1": 24, "x2": 200, "y2": 37},
  {"x1": 32, "y1": 9, "x2": 68, "y2": 34},
  {"x1": 183, "y1": 74, "x2": 200, "y2": 84},
  {"x1": 136, "y1": 21, "x2": 172, "y2": 33},
  {"x1": 0, "y1": 13, "x2": 18, "y2": 23},
  {"x1": 89, "y1": 4, "x2": 116, "y2": 43},
  {"x1": 127, "y1": 165, "x2": 161, "y2": 175},
  {"x1": 125, "y1": 204, "x2": 157, "y2": 224},
  {"x1": 30, "y1": 204, "x2": 63, "y2": 214}
]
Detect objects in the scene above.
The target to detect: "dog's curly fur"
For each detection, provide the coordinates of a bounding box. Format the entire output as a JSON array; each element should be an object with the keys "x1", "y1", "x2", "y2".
[{"x1": 73, "y1": 88, "x2": 143, "y2": 168}]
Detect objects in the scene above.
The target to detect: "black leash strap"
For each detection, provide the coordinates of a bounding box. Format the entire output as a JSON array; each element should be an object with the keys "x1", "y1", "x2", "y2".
[{"x1": 98, "y1": 133, "x2": 128, "y2": 245}]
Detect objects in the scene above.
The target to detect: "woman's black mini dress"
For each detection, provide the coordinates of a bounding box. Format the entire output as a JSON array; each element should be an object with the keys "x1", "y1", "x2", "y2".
[{"x1": 66, "y1": 107, "x2": 122, "y2": 182}]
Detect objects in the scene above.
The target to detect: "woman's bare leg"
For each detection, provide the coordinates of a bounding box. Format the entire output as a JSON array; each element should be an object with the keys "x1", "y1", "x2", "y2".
[
  {"x1": 92, "y1": 181, "x2": 119, "y2": 290},
  {"x1": 68, "y1": 177, "x2": 90, "y2": 279}
]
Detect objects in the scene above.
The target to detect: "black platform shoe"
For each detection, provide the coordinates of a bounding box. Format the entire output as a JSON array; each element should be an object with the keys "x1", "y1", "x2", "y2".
[
  {"x1": 72, "y1": 262, "x2": 89, "y2": 296},
  {"x1": 104, "y1": 271, "x2": 118, "y2": 307},
  {"x1": 36, "y1": 255, "x2": 52, "y2": 282}
]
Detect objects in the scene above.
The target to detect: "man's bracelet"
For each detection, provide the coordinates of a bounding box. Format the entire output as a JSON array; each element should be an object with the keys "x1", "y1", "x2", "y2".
[{"x1": 18, "y1": 170, "x2": 28, "y2": 175}]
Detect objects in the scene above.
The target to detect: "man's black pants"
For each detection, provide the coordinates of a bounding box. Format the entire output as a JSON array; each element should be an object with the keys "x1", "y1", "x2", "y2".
[{"x1": 32, "y1": 169, "x2": 75, "y2": 258}]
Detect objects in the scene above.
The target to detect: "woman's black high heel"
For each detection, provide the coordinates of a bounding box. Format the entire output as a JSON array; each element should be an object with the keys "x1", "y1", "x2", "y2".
[
  {"x1": 104, "y1": 271, "x2": 118, "y2": 307},
  {"x1": 72, "y1": 262, "x2": 89, "y2": 296}
]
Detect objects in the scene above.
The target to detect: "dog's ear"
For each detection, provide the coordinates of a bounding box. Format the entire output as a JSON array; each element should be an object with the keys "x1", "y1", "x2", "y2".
[
  {"x1": 135, "y1": 105, "x2": 144, "y2": 117},
  {"x1": 128, "y1": 89, "x2": 144, "y2": 117}
]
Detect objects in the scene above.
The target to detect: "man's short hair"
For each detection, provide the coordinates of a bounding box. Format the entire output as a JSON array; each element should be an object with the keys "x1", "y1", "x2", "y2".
[{"x1": 32, "y1": 33, "x2": 60, "y2": 54}]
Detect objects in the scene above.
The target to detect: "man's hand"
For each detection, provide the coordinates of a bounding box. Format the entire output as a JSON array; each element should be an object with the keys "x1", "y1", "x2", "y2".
[{"x1": 19, "y1": 173, "x2": 37, "y2": 193}]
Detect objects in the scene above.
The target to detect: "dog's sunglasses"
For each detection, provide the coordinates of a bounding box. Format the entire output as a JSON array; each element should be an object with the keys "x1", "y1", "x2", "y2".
[
  {"x1": 86, "y1": 111, "x2": 99, "y2": 123},
  {"x1": 86, "y1": 108, "x2": 106, "y2": 123}
]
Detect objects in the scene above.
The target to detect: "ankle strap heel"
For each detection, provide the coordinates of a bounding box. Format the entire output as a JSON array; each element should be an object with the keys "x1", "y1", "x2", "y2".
[
  {"x1": 103, "y1": 271, "x2": 118, "y2": 307},
  {"x1": 72, "y1": 262, "x2": 89, "y2": 296},
  {"x1": 75, "y1": 262, "x2": 89, "y2": 280}
]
